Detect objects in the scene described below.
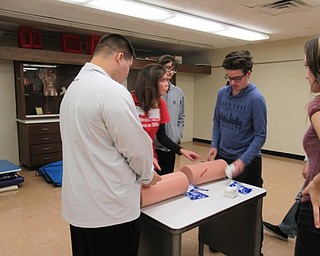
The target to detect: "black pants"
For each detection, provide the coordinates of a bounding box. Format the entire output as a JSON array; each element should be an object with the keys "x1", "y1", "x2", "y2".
[
  {"x1": 156, "y1": 149, "x2": 176, "y2": 175},
  {"x1": 295, "y1": 201, "x2": 320, "y2": 256},
  {"x1": 70, "y1": 217, "x2": 141, "y2": 256}
]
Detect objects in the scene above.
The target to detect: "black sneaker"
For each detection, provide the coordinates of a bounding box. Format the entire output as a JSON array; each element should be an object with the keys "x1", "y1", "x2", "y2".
[{"x1": 263, "y1": 221, "x2": 288, "y2": 240}]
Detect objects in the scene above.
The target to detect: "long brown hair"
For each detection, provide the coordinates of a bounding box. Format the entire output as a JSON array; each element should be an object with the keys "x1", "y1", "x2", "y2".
[
  {"x1": 304, "y1": 35, "x2": 320, "y2": 85},
  {"x1": 134, "y1": 64, "x2": 166, "y2": 112}
]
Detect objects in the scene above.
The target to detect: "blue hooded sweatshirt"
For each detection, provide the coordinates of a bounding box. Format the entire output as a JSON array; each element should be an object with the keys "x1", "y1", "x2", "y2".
[{"x1": 211, "y1": 83, "x2": 267, "y2": 166}]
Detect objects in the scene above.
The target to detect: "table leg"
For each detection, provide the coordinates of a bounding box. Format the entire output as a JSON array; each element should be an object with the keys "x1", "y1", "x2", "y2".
[
  {"x1": 139, "y1": 216, "x2": 182, "y2": 256},
  {"x1": 198, "y1": 241, "x2": 204, "y2": 256}
]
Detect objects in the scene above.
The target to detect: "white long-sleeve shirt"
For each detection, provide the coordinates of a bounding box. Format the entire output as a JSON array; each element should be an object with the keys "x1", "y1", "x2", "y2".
[{"x1": 60, "y1": 63, "x2": 154, "y2": 228}]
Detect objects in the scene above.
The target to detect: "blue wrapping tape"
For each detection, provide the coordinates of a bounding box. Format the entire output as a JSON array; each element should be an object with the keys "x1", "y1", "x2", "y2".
[
  {"x1": 229, "y1": 181, "x2": 252, "y2": 195},
  {"x1": 185, "y1": 184, "x2": 209, "y2": 200}
]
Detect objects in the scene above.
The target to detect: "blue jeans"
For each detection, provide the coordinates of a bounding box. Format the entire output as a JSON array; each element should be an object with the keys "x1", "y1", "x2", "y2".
[
  {"x1": 295, "y1": 201, "x2": 320, "y2": 256},
  {"x1": 279, "y1": 191, "x2": 301, "y2": 238}
]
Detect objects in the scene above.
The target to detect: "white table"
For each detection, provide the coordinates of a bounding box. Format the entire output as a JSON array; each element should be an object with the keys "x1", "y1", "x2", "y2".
[{"x1": 139, "y1": 179, "x2": 266, "y2": 256}]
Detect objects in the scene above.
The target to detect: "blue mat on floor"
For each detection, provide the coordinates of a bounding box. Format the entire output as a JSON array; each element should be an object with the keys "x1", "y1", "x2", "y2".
[
  {"x1": 0, "y1": 174, "x2": 24, "y2": 188},
  {"x1": 38, "y1": 161, "x2": 63, "y2": 187}
]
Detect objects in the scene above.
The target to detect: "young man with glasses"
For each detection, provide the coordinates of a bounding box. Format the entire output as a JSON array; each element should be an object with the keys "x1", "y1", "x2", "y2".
[
  {"x1": 155, "y1": 54, "x2": 186, "y2": 174},
  {"x1": 206, "y1": 50, "x2": 267, "y2": 256}
]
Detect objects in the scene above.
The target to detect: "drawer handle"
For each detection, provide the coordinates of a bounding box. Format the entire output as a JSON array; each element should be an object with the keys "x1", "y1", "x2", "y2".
[
  {"x1": 43, "y1": 156, "x2": 52, "y2": 160},
  {"x1": 41, "y1": 128, "x2": 50, "y2": 131},
  {"x1": 42, "y1": 147, "x2": 51, "y2": 151},
  {"x1": 42, "y1": 137, "x2": 50, "y2": 141}
]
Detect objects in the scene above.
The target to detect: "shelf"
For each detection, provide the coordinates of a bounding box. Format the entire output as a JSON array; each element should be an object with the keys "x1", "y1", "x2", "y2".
[
  {"x1": 0, "y1": 46, "x2": 211, "y2": 74},
  {"x1": 0, "y1": 46, "x2": 90, "y2": 65}
]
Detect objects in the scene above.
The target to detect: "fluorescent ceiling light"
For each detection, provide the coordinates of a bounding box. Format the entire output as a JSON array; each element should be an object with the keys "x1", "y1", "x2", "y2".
[
  {"x1": 164, "y1": 13, "x2": 226, "y2": 33},
  {"x1": 84, "y1": 0, "x2": 171, "y2": 21},
  {"x1": 58, "y1": 0, "x2": 269, "y2": 41},
  {"x1": 215, "y1": 26, "x2": 269, "y2": 41}
]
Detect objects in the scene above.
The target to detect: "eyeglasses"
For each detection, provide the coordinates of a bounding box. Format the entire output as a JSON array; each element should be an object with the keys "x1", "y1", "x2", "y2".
[
  {"x1": 224, "y1": 73, "x2": 246, "y2": 82},
  {"x1": 164, "y1": 65, "x2": 177, "y2": 74}
]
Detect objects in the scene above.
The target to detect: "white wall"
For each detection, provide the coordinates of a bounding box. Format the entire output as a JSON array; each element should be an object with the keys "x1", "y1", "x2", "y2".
[
  {"x1": 0, "y1": 59, "x2": 19, "y2": 164},
  {"x1": 193, "y1": 36, "x2": 313, "y2": 156}
]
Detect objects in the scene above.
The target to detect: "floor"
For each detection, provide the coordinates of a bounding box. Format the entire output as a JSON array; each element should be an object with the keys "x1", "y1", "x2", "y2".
[{"x1": 0, "y1": 141, "x2": 305, "y2": 256}]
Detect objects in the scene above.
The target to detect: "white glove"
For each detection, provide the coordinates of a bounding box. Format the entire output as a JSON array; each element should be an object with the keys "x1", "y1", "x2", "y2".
[{"x1": 225, "y1": 163, "x2": 235, "y2": 179}]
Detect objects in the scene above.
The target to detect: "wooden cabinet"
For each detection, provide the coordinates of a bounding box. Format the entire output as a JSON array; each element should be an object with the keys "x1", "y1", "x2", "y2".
[
  {"x1": 17, "y1": 122, "x2": 62, "y2": 168},
  {"x1": 14, "y1": 61, "x2": 81, "y2": 168}
]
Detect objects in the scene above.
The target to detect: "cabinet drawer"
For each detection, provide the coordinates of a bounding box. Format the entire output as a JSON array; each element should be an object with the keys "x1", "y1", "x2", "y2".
[
  {"x1": 29, "y1": 123, "x2": 60, "y2": 135},
  {"x1": 31, "y1": 142, "x2": 62, "y2": 155},
  {"x1": 30, "y1": 133, "x2": 61, "y2": 145},
  {"x1": 32, "y1": 152, "x2": 62, "y2": 167}
]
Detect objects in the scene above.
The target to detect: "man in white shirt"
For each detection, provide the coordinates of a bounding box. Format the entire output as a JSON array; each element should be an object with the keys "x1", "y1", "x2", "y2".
[{"x1": 60, "y1": 33, "x2": 161, "y2": 256}]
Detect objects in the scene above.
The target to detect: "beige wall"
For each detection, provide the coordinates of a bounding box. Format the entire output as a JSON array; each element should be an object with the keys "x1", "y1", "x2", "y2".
[
  {"x1": 176, "y1": 73, "x2": 194, "y2": 142},
  {"x1": 0, "y1": 59, "x2": 19, "y2": 164},
  {"x1": 193, "y1": 36, "x2": 313, "y2": 156},
  {"x1": 0, "y1": 36, "x2": 314, "y2": 164}
]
